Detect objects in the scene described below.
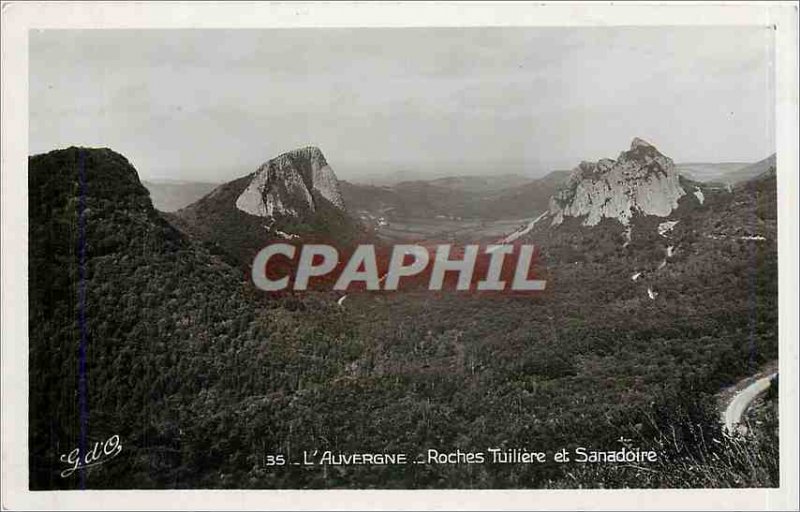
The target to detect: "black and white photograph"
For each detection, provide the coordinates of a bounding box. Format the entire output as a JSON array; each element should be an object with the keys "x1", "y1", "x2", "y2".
[{"x1": 1, "y1": 2, "x2": 798, "y2": 510}]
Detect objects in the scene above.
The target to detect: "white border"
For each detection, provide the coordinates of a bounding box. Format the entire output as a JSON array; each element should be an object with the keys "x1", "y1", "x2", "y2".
[{"x1": 2, "y1": 2, "x2": 798, "y2": 510}]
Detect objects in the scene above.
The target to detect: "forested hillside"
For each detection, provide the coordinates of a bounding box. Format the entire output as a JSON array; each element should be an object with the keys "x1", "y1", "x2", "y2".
[
  {"x1": 29, "y1": 147, "x2": 778, "y2": 489},
  {"x1": 29, "y1": 148, "x2": 359, "y2": 488}
]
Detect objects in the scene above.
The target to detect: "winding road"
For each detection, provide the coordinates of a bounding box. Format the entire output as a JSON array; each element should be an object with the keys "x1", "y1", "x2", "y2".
[{"x1": 723, "y1": 372, "x2": 777, "y2": 432}]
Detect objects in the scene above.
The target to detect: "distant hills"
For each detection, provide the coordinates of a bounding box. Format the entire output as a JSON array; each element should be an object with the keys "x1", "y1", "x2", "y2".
[
  {"x1": 726, "y1": 153, "x2": 777, "y2": 183},
  {"x1": 341, "y1": 170, "x2": 570, "y2": 224},
  {"x1": 674, "y1": 153, "x2": 776, "y2": 185},
  {"x1": 421, "y1": 174, "x2": 536, "y2": 193},
  {"x1": 143, "y1": 180, "x2": 219, "y2": 212}
]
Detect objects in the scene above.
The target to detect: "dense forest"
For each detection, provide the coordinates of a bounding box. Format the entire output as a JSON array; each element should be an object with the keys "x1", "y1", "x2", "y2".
[{"x1": 29, "y1": 147, "x2": 777, "y2": 489}]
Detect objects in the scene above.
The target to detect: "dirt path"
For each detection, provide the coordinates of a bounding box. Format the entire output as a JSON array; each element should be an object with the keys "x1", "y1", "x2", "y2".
[
  {"x1": 720, "y1": 362, "x2": 778, "y2": 433},
  {"x1": 723, "y1": 374, "x2": 777, "y2": 432}
]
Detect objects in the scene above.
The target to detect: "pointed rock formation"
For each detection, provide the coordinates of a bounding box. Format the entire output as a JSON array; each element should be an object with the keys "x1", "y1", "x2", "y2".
[
  {"x1": 549, "y1": 138, "x2": 686, "y2": 226},
  {"x1": 236, "y1": 146, "x2": 345, "y2": 218}
]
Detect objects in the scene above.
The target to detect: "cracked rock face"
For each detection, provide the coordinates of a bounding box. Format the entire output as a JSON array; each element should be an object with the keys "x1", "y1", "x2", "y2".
[
  {"x1": 549, "y1": 138, "x2": 685, "y2": 226},
  {"x1": 235, "y1": 146, "x2": 345, "y2": 218}
]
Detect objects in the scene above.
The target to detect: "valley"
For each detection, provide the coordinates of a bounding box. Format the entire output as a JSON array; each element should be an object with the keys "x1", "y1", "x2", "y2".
[{"x1": 369, "y1": 216, "x2": 534, "y2": 243}]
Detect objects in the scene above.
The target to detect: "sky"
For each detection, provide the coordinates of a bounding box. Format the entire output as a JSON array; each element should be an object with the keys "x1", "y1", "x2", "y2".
[{"x1": 29, "y1": 27, "x2": 775, "y2": 182}]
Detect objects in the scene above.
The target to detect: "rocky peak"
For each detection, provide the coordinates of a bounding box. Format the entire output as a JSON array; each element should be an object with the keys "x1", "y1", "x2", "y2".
[
  {"x1": 549, "y1": 138, "x2": 686, "y2": 226},
  {"x1": 269, "y1": 146, "x2": 328, "y2": 178},
  {"x1": 235, "y1": 146, "x2": 346, "y2": 218},
  {"x1": 618, "y1": 137, "x2": 671, "y2": 173}
]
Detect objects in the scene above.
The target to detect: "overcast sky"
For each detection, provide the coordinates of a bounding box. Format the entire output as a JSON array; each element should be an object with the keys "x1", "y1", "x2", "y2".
[{"x1": 29, "y1": 27, "x2": 775, "y2": 182}]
